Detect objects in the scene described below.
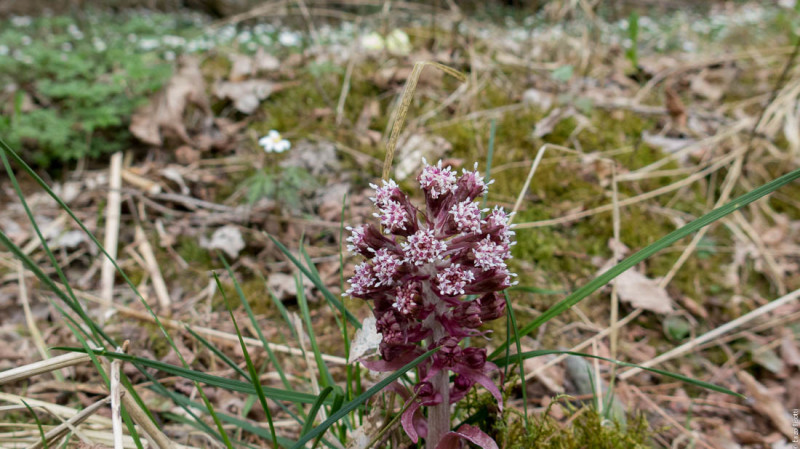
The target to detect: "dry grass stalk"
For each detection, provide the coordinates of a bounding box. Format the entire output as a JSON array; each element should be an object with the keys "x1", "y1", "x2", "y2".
[
  {"x1": 110, "y1": 344, "x2": 126, "y2": 449},
  {"x1": 134, "y1": 225, "x2": 172, "y2": 311},
  {"x1": 619, "y1": 288, "x2": 800, "y2": 380},
  {"x1": 27, "y1": 395, "x2": 113, "y2": 449},
  {"x1": 17, "y1": 261, "x2": 53, "y2": 371},
  {"x1": 0, "y1": 352, "x2": 92, "y2": 386},
  {"x1": 515, "y1": 145, "x2": 746, "y2": 229},
  {"x1": 382, "y1": 61, "x2": 466, "y2": 180},
  {"x1": 101, "y1": 151, "x2": 123, "y2": 311}
]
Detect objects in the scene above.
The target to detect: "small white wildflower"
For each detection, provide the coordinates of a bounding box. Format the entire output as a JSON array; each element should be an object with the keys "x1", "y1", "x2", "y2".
[
  {"x1": 61, "y1": 42, "x2": 73, "y2": 52},
  {"x1": 92, "y1": 37, "x2": 107, "y2": 52},
  {"x1": 385, "y1": 29, "x2": 411, "y2": 55},
  {"x1": 237, "y1": 30, "x2": 252, "y2": 43},
  {"x1": 278, "y1": 30, "x2": 301, "y2": 47},
  {"x1": 0, "y1": 45, "x2": 8, "y2": 56},
  {"x1": 163, "y1": 50, "x2": 176, "y2": 61},
  {"x1": 67, "y1": 24, "x2": 84, "y2": 40},
  {"x1": 138, "y1": 38, "x2": 159, "y2": 51},
  {"x1": 259, "y1": 130, "x2": 291, "y2": 153},
  {"x1": 360, "y1": 32, "x2": 384, "y2": 51},
  {"x1": 162, "y1": 35, "x2": 185, "y2": 47},
  {"x1": 11, "y1": 16, "x2": 32, "y2": 27},
  {"x1": 21, "y1": 36, "x2": 32, "y2": 46}
]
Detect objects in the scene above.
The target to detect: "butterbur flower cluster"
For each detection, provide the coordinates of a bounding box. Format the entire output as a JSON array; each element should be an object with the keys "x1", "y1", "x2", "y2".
[{"x1": 346, "y1": 160, "x2": 516, "y2": 449}]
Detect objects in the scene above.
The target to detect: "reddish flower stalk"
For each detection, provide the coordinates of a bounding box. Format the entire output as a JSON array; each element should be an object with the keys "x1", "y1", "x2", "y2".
[{"x1": 346, "y1": 160, "x2": 516, "y2": 449}]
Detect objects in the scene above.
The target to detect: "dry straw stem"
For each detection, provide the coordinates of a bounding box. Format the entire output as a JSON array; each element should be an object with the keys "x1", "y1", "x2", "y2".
[
  {"x1": 134, "y1": 224, "x2": 172, "y2": 311},
  {"x1": 0, "y1": 352, "x2": 93, "y2": 386},
  {"x1": 507, "y1": 143, "x2": 625, "y2": 382},
  {"x1": 97, "y1": 354, "x2": 175, "y2": 449},
  {"x1": 26, "y1": 395, "x2": 113, "y2": 449},
  {"x1": 17, "y1": 261, "x2": 52, "y2": 368},
  {"x1": 101, "y1": 151, "x2": 123, "y2": 310},
  {"x1": 0, "y1": 392, "x2": 111, "y2": 427},
  {"x1": 0, "y1": 254, "x2": 348, "y2": 365},
  {"x1": 618, "y1": 288, "x2": 800, "y2": 380},
  {"x1": 382, "y1": 61, "x2": 466, "y2": 180},
  {"x1": 633, "y1": 45, "x2": 799, "y2": 103},
  {"x1": 514, "y1": 144, "x2": 746, "y2": 229},
  {"x1": 629, "y1": 385, "x2": 715, "y2": 449},
  {"x1": 111, "y1": 344, "x2": 126, "y2": 449}
]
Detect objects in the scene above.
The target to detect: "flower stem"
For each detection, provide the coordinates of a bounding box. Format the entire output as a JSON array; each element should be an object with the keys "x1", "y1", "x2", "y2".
[{"x1": 426, "y1": 319, "x2": 450, "y2": 449}]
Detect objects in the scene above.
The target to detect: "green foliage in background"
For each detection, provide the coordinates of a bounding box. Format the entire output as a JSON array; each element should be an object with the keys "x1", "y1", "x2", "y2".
[
  {"x1": 242, "y1": 166, "x2": 317, "y2": 208},
  {"x1": 0, "y1": 15, "x2": 175, "y2": 166}
]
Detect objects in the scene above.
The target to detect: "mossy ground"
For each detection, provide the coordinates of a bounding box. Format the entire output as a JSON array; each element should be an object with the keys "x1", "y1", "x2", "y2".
[{"x1": 4, "y1": 5, "x2": 798, "y2": 447}]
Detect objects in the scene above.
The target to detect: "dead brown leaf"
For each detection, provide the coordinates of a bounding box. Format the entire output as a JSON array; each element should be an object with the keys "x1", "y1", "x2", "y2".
[
  {"x1": 129, "y1": 56, "x2": 211, "y2": 147},
  {"x1": 175, "y1": 145, "x2": 201, "y2": 165},
  {"x1": 665, "y1": 82, "x2": 688, "y2": 130},
  {"x1": 737, "y1": 370, "x2": 793, "y2": 439},
  {"x1": 598, "y1": 259, "x2": 673, "y2": 314}
]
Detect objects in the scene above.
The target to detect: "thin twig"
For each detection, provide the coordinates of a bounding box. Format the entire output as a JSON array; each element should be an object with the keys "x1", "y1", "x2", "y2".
[
  {"x1": 618, "y1": 288, "x2": 800, "y2": 380},
  {"x1": 102, "y1": 152, "x2": 123, "y2": 311}
]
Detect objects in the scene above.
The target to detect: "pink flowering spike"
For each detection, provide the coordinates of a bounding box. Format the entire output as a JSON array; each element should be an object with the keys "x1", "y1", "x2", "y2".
[
  {"x1": 392, "y1": 281, "x2": 421, "y2": 316},
  {"x1": 454, "y1": 164, "x2": 489, "y2": 203},
  {"x1": 346, "y1": 262, "x2": 377, "y2": 297},
  {"x1": 435, "y1": 425, "x2": 499, "y2": 449},
  {"x1": 371, "y1": 248, "x2": 403, "y2": 286},
  {"x1": 448, "y1": 200, "x2": 484, "y2": 236},
  {"x1": 402, "y1": 228, "x2": 447, "y2": 266},
  {"x1": 377, "y1": 200, "x2": 412, "y2": 234},
  {"x1": 436, "y1": 264, "x2": 475, "y2": 297},
  {"x1": 419, "y1": 159, "x2": 458, "y2": 200},
  {"x1": 346, "y1": 224, "x2": 397, "y2": 257},
  {"x1": 346, "y1": 161, "x2": 515, "y2": 449},
  {"x1": 370, "y1": 179, "x2": 402, "y2": 209},
  {"x1": 472, "y1": 236, "x2": 510, "y2": 271}
]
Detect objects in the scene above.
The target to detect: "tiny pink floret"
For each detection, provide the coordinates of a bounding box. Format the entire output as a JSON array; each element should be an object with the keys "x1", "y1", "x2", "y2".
[
  {"x1": 419, "y1": 160, "x2": 458, "y2": 199},
  {"x1": 402, "y1": 228, "x2": 447, "y2": 265}
]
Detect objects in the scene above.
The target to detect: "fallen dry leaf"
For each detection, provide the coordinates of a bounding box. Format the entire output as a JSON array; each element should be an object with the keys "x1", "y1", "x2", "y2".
[
  {"x1": 780, "y1": 328, "x2": 800, "y2": 369},
  {"x1": 130, "y1": 56, "x2": 211, "y2": 147},
  {"x1": 665, "y1": 82, "x2": 688, "y2": 130},
  {"x1": 200, "y1": 225, "x2": 245, "y2": 259},
  {"x1": 174, "y1": 145, "x2": 201, "y2": 165},
  {"x1": 598, "y1": 258, "x2": 673, "y2": 314},
  {"x1": 213, "y1": 79, "x2": 275, "y2": 114},
  {"x1": 737, "y1": 370, "x2": 793, "y2": 439}
]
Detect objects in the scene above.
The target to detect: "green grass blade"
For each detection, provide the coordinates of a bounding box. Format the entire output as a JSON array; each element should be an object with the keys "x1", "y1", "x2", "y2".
[
  {"x1": 492, "y1": 349, "x2": 743, "y2": 397},
  {"x1": 215, "y1": 272, "x2": 280, "y2": 448},
  {"x1": 185, "y1": 326, "x2": 250, "y2": 380},
  {"x1": 219, "y1": 256, "x2": 294, "y2": 392},
  {"x1": 490, "y1": 166, "x2": 800, "y2": 359},
  {"x1": 300, "y1": 386, "x2": 333, "y2": 437},
  {"x1": 268, "y1": 234, "x2": 361, "y2": 328},
  {"x1": 503, "y1": 291, "x2": 528, "y2": 430},
  {"x1": 53, "y1": 347, "x2": 330, "y2": 404},
  {"x1": 22, "y1": 400, "x2": 48, "y2": 449},
  {"x1": 300, "y1": 244, "x2": 346, "y2": 349},
  {"x1": 509, "y1": 285, "x2": 565, "y2": 295},
  {"x1": 288, "y1": 347, "x2": 439, "y2": 449},
  {"x1": 295, "y1": 273, "x2": 336, "y2": 389}
]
